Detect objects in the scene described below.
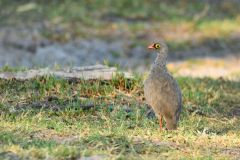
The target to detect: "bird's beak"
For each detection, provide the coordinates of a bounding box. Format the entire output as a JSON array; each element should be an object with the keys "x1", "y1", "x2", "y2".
[{"x1": 148, "y1": 44, "x2": 155, "y2": 49}]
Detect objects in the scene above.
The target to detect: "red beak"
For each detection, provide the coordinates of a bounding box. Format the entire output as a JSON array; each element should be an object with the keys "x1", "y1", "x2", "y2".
[{"x1": 148, "y1": 44, "x2": 155, "y2": 49}]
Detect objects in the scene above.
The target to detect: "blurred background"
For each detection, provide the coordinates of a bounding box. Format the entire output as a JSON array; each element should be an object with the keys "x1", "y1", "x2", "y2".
[{"x1": 0, "y1": 0, "x2": 240, "y2": 78}]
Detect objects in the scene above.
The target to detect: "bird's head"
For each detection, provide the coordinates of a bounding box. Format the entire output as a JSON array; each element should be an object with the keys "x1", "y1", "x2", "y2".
[{"x1": 147, "y1": 42, "x2": 168, "y2": 54}]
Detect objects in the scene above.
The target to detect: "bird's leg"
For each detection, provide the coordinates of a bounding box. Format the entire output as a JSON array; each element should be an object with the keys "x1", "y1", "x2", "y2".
[{"x1": 159, "y1": 115, "x2": 163, "y2": 130}]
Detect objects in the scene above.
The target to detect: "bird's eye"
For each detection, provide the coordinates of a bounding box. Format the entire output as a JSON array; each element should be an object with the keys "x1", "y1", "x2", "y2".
[{"x1": 154, "y1": 43, "x2": 161, "y2": 49}]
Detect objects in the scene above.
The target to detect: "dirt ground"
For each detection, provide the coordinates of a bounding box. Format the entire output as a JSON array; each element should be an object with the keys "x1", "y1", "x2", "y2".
[{"x1": 1, "y1": 26, "x2": 240, "y2": 80}]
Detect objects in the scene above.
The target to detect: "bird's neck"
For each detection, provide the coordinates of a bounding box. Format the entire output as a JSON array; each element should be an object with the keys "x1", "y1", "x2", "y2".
[{"x1": 151, "y1": 52, "x2": 168, "y2": 72}]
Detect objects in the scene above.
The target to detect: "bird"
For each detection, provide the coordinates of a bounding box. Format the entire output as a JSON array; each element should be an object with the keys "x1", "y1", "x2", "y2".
[{"x1": 144, "y1": 42, "x2": 182, "y2": 130}]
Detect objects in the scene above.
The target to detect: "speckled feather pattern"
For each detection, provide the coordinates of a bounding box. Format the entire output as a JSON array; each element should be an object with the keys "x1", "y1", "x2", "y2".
[{"x1": 144, "y1": 43, "x2": 182, "y2": 130}]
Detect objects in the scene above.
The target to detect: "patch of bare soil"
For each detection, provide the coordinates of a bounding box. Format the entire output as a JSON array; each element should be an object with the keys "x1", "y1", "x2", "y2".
[
  {"x1": 230, "y1": 105, "x2": 240, "y2": 117},
  {"x1": 33, "y1": 129, "x2": 80, "y2": 144},
  {"x1": 132, "y1": 136, "x2": 184, "y2": 150},
  {"x1": 168, "y1": 56, "x2": 240, "y2": 80},
  {"x1": 221, "y1": 147, "x2": 240, "y2": 159},
  {"x1": 0, "y1": 151, "x2": 20, "y2": 160},
  {"x1": 79, "y1": 154, "x2": 108, "y2": 160}
]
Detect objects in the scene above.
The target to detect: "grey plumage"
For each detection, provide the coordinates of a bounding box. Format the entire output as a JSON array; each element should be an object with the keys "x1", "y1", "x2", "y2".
[{"x1": 144, "y1": 42, "x2": 182, "y2": 130}]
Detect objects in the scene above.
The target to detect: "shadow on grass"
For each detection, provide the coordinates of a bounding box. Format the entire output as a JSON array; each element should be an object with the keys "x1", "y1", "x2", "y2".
[
  {"x1": 0, "y1": 76, "x2": 239, "y2": 135},
  {"x1": 178, "y1": 77, "x2": 240, "y2": 117},
  {"x1": 1, "y1": 77, "x2": 240, "y2": 116}
]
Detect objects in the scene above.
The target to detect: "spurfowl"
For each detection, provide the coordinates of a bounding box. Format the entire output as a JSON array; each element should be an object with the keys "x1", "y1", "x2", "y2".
[{"x1": 144, "y1": 42, "x2": 182, "y2": 130}]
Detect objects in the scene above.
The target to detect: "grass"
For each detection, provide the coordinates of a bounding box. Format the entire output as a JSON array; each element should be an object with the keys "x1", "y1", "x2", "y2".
[
  {"x1": 0, "y1": 73, "x2": 240, "y2": 159},
  {"x1": 1, "y1": 0, "x2": 239, "y2": 24},
  {"x1": 0, "y1": 0, "x2": 239, "y2": 51},
  {"x1": 0, "y1": 1, "x2": 240, "y2": 159}
]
